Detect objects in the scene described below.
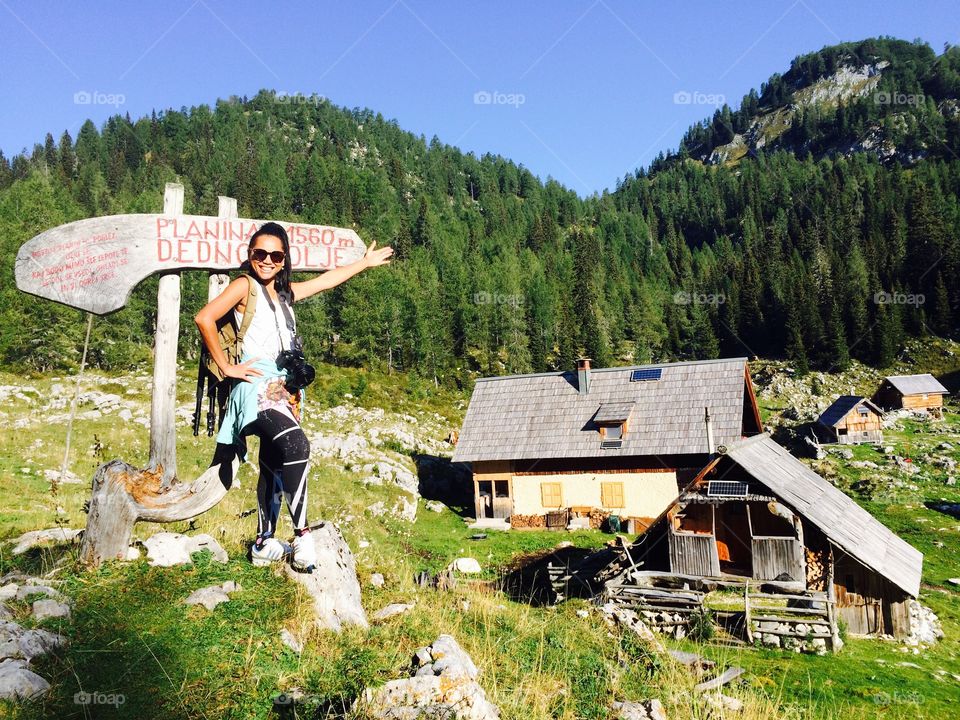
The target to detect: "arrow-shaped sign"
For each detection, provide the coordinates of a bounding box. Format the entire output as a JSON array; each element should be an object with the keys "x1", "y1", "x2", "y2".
[{"x1": 15, "y1": 214, "x2": 366, "y2": 314}]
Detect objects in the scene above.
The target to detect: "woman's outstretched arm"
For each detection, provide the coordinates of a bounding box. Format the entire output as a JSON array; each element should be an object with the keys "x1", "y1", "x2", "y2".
[{"x1": 290, "y1": 241, "x2": 393, "y2": 302}]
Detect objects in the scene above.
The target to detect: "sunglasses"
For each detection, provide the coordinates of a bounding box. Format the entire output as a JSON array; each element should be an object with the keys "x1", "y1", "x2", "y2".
[{"x1": 249, "y1": 248, "x2": 286, "y2": 264}]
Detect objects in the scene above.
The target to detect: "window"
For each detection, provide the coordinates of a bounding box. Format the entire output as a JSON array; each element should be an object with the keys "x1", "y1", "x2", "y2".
[
  {"x1": 601, "y1": 482, "x2": 625, "y2": 508},
  {"x1": 605, "y1": 424, "x2": 623, "y2": 440},
  {"x1": 858, "y1": 406, "x2": 869, "y2": 416},
  {"x1": 540, "y1": 482, "x2": 563, "y2": 508}
]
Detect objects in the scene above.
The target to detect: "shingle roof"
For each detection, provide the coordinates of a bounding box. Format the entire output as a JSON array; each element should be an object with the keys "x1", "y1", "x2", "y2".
[
  {"x1": 817, "y1": 396, "x2": 884, "y2": 428},
  {"x1": 884, "y1": 374, "x2": 949, "y2": 396},
  {"x1": 725, "y1": 434, "x2": 922, "y2": 597},
  {"x1": 594, "y1": 402, "x2": 636, "y2": 424},
  {"x1": 452, "y1": 358, "x2": 750, "y2": 463}
]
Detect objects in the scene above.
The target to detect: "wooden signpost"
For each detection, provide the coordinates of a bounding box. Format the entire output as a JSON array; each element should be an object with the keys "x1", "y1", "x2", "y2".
[{"x1": 15, "y1": 182, "x2": 367, "y2": 565}]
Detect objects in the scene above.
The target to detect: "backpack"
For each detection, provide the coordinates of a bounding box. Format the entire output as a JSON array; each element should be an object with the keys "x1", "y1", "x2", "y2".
[{"x1": 205, "y1": 274, "x2": 258, "y2": 382}]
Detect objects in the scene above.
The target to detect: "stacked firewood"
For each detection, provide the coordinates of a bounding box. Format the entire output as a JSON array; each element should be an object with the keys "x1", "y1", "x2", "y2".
[
  {"x1": 510, "y1": 514, "x2": 546, "y2": 528},
  {"x1": 589, "y1": 510, "x2": 610, "y2": 529},
  {"x1": 805, "y1": 547, "x2": 829, "y2": 590}
]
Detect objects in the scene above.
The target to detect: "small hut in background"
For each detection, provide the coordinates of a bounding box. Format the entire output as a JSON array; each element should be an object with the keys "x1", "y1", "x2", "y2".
[
  {"x1": 816, "y1": 396, "x2": 884, "y2": 444},
  {"x1": 873, "y1": 374, "x2": 949, "y2": 417},
  {"x1": 608, "y1": 434, "x2": 922, "y2": 638}
]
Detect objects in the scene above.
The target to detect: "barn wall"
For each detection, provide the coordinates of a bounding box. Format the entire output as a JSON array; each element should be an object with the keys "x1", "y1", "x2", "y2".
[
  {"x1": 510, "y1": 470, "x2": 677, "y2": 518},
  {"x1": 901, "y1": 394, "x2": 944, "y2": 411},
  {"x1": 834, "y1": 554, "x2": 912, "y2": 637}
]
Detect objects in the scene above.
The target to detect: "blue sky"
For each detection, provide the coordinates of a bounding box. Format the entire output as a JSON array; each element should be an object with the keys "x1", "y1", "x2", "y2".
[{"x1": 1, "y1": 1, "x2": 957, "y2": 195}]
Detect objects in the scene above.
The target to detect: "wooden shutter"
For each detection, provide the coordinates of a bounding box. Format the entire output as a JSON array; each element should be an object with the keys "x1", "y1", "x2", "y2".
[
  {"x1": 601, "y1": 481, "x2": 625, "y2": 508},
  {"x1": 540, "y1": 482, "x2": 563, "y2": 508}
]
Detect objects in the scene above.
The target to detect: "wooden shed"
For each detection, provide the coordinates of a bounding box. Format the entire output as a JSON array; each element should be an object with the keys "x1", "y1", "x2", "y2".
[
  {"x1": 453, "y1": 357, "x2": 763, "y2": 530},
  {"x1": 617, "y1": 434, "x2": 922, "y2": 637},
  {"x1": 816, "y1": 396, "x2": 884, "y2": 444},
  {"x1": 873, "y1": 374, "x2": 949, "y2": 417}
]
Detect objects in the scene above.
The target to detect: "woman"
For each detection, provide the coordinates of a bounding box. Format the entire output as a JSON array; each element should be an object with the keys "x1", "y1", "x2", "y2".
[{"x1": 195, "y1": 222, "x2": 392, "y2": 570}]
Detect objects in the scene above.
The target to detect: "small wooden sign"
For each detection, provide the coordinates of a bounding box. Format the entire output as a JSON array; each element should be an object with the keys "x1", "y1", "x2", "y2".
[{"x1": 15, "y1": 214, "x2": 366, "y2": 314}]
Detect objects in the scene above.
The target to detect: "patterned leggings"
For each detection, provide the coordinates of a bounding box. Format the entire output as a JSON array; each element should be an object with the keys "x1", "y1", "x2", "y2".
[
  {"x1": 252, "y1": 408, "x2": 310, "y2": 538},
  {"x1": 212, "y1": 408, "x2": 311, "y2": 539}
]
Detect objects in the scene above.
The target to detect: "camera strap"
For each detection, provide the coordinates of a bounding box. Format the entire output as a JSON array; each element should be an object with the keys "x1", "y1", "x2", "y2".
[{"x1": 261, "y1": 289, "x2": 298, "y2": 351}]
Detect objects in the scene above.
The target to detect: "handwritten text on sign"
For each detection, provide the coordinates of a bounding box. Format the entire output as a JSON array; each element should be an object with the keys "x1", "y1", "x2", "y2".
[{"x1": 15, "y1": 214, "x2": 366, "y2": 315}]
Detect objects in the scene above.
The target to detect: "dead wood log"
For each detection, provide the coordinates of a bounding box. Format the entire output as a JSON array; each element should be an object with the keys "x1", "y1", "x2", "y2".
[{"x1": 80, "y1": 458, "x2": 237, "y2": 566}]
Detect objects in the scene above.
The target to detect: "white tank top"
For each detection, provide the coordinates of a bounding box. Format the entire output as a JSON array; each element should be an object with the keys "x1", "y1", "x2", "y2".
[{"x1": 236, "y1": 286, "x2": 294, "y2": 361}]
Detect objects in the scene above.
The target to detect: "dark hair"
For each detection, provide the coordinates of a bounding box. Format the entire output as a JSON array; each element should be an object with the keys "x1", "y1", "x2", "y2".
[{"x1": 242, "y1": 222, "x2": 292, "y2": 301}]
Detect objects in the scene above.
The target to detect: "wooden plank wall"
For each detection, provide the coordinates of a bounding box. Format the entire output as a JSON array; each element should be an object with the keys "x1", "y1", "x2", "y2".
[
  {"x1": 669, "y1": 531, "x2": 720, "y2": 577},
  {"x1": 752, "y1": 537, "x2": 805, "y2": 582}
]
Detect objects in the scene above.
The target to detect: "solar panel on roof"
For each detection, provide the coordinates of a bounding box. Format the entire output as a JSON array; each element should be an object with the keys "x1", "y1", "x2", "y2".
[
  {"x1": 630, "y1": 368, "x2": 662, "y2": 382},
  {"x1": 707, "y1": 480, "x2": 749, "y2": 497},
  {"x1": 600, "y1": 439, "x2": 623, "y2": 449}
]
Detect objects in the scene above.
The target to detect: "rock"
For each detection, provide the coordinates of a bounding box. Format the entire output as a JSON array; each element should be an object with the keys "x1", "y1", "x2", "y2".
[
  {"x1": 425, "y1": 500, "x2": 446, "y2": 513},
  {"x1": 703, "y1": 693, "x2": 744, "y2": 713},
  {"x1": 947, "y1": 578, "x2": 960, "y2": 587},
  {"x1": 125, "y1": 546, "x2": 141, "y2": 561},
  {"x1": 0, "y1": 622, "x2": 65, "y2": 662},
  {"x1": 143, "y1": 532, "x2": 228, "y2": 566},
  {"x1": 839, "y1": 449, "x2": 854, "y2": 460},
  {"x1": 280, "y1": 628, "x2": 303, "y2": 654},
  {"x1": 15, "y1": 584, "x2": 64, "y2": 603},
  {"x1": 0, "y1": 659, "x2": 50, "y2": 700},
  {"x1": 184, "y1": 581, "x2": 241, "y2": 611},
  {"x1": 118, "y1": 408, "x2": 133, "y2": 422},
  {"x1": 373, "y1": 603, "x2": 414, "y2": 621},
  {"x1": 601, "y1": 603, "x2": 665, "y2": 653},
  {"x1": 31, "y1": 600, "x2": 70, "y2": 621},
  {"x1": 394, "y1": 495, "x2": 418, "y2": 522},
  {"x1": 282, "y1": 522, "x2": 368, "y2": 631},
  {"x1": 10, "y1": 528, "x2": 82, "y2": 555},
  {"x1": 42, "y1": 469, "x2": 83, "y2": 485},
  {"x1": 356, "y1": 634, "x2": 498, "y2": 720},
  {"x1": 451, "y1": 558, "x2": 482, "y2": 574},
  {"x1": 611, "y1": 699, "x2": 667, "y2": 720},
  {"x1": 576, "y1": 609, "x2": 589, "y2": 618},
  {"x1": 370, "y1": 573, "x2": 385, "y2": 588},
  {"x1": 366, "y1": 501, "x2": 387, "y2": 517},
  {"x1": 904, "y1": 600, "x2": 944, "y2": 645},
  {"x1": 0, "y1": 585, "x2": 17, "y2": 602}
]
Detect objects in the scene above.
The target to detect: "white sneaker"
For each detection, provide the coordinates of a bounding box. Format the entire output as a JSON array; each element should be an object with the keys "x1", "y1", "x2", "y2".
[
  {"x1": 251, "y1": 537, "x2": 289, "y2": 566},
  {"x1": 291, "y1": 532, "x2": 317, "y2": 572}
]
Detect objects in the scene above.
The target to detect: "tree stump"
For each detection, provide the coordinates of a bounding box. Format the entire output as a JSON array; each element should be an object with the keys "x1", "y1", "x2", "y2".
[{"x1": 80, "y1": 458, "x2": 237, "y2": 566}]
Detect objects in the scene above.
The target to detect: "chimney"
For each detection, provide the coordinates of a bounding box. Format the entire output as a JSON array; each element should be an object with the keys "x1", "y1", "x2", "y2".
[
  {"x1": 705, "y1": 406, "x2": 715, "y2": 454},
  {"x1": 576, "y1": 357, "x2": 592, "y2": 395}
]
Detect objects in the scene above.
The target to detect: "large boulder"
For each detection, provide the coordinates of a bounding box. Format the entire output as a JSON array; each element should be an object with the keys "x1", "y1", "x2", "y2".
[{"x1": 282, "y1": 522, "x2": 367, "y2": 631}]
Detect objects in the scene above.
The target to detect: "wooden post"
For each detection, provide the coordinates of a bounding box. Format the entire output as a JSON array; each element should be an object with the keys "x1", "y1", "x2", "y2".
[
  {"x1": 209, "y1": 196, "x2": 235, "y2": 301},
  {"x1": 149, "y1": 183, "x2": 183, "y2": 487}
]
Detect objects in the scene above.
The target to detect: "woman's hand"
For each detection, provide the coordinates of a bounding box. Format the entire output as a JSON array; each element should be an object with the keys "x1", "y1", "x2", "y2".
[
  {"x1": 364, "y1": 240, "x2": 393, "y2": 268},
  {"x1": 223, "y1": 358, "x2": 264, "y2": 383},
  {"x1": 289, "y1": 240, "x2": 394, "y2": 302}
]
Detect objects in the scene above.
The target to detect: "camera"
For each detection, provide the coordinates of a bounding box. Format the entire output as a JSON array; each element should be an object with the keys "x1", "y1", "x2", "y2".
[{"x1": 276, "y1": 337, "x2": 315, "y2": 391}]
